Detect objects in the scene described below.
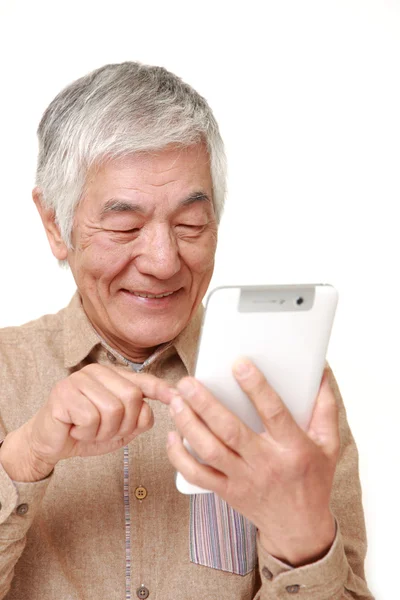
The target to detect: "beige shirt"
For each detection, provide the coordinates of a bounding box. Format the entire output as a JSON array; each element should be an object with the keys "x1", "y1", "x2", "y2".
[{"x1": 0, "y1": 292, "x2": 374, "y2": 600}]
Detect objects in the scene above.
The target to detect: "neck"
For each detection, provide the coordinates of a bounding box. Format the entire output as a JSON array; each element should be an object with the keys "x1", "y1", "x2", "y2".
[{"x1": 91, "y1": 324, "x2": 158, "y2": 363}]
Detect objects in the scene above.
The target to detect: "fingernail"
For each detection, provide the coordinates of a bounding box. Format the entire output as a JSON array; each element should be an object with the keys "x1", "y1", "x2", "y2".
[
  {"x1": 233, "y1": 359, "x2": 252, "y2": 377},
  {"x1": 169, "y1": 393, "x2": 185, "y2": 415},
  {"x1": 167, "y1": 431, "x2": 178, "y2": 447},
  {"x1": 177, "y1": 378, "x2": 196, "y2": 399}
]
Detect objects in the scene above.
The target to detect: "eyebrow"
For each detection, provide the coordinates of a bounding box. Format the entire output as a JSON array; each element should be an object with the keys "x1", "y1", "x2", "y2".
[{"x1": 100, "y1": 192, "x2": 211, "y2": 218}]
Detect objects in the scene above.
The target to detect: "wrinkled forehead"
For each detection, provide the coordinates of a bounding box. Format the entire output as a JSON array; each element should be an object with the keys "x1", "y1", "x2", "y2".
[{"x1": 78, "y1": 142, "x2": 214, "y2": 216}]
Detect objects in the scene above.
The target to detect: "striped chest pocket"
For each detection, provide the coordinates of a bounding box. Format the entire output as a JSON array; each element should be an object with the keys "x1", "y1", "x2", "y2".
[{"x1": 190, "y1": 494, "x2": 257, "y2": 576}]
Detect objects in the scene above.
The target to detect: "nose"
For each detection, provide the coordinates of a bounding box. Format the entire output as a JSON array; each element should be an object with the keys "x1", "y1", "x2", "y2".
[{"x1": 135, "y1": 225, "x2": 181, "y2": 280}]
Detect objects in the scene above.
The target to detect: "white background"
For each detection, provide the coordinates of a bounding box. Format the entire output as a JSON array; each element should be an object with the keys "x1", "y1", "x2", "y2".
[{"x1": 1, "y1": 1, "x2": 399, "y2": 597}]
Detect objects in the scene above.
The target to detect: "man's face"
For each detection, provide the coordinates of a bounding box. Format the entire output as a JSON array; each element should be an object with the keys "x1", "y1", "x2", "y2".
[{"x1": 67, "y1": 143, "x2": 217, "y2": 361}]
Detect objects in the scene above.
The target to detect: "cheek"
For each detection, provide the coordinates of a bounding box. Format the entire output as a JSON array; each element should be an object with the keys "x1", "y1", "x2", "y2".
[
  {"x1": 180, "y1": 236, "x2": 217, "y2": 276},
  {"x1": 74, "y1": 234, "x2": 133, "y2": 281}
]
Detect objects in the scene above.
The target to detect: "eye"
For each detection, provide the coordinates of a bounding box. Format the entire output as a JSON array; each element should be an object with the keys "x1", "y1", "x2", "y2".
[
  {"x1": 176, "y1": 223, "x2": 206, "y2": 230},
  {"x1": 109, "y1": 227, "x2": 141, "y2": 234}
]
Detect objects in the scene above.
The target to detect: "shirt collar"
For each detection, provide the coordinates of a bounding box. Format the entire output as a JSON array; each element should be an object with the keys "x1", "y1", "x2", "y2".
[
  {"x1": 173, "y1": 305, "x2": 203, "y2": 375},
  {"x1": 63, "y1": 291, "x2": 100, "y2": 368},
  {"x1": 63, "y1": 290, "x2": 203, "y2": 374}
]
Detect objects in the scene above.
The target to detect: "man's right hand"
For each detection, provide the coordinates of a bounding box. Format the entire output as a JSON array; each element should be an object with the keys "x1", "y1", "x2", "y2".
[{"x1": 0, "y1": 364, "x2": 172, "y2": 482}]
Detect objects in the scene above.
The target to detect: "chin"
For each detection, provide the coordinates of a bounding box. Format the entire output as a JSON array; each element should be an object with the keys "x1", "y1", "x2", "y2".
[{"x1": 122, "y1": 321, "x2": 185, "y2": 349}]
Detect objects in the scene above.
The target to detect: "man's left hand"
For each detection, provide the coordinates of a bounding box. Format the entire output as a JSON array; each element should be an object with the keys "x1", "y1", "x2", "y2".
[{"x1": 165, "y1": 358, "x2": 340, "y2": 567}]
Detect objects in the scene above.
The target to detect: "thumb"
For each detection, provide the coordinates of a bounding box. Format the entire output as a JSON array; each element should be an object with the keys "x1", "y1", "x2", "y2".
[
  {"x1": 307, "y1": 371, "x2": 340, "y2": 457},
  {"x1": 135, "y1": 401, "x2": 154, "y2": 433}
]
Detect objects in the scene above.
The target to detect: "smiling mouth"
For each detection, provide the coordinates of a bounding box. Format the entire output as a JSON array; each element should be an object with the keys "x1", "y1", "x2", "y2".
[{"x1": 123, "y1": 289, "x2": 179, "y2": 299}]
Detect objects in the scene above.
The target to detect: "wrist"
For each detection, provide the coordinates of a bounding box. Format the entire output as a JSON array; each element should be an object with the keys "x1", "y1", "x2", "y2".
[
  {"x1": 0, "y1": 425, "x2": 55, "y2": 482},
  {"x1": 259, "y1": 514, "x2": 336, "y2": 567}
]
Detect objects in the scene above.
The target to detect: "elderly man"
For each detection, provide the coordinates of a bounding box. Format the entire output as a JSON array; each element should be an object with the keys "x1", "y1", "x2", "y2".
[{"x1": 0, "y1": 62, "x2": 373, "y2": 600}]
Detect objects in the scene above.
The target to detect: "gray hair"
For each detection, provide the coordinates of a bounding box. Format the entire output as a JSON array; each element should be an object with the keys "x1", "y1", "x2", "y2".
[{"x1": 35, "y1": 61, "x2": 227, "y2": 258}]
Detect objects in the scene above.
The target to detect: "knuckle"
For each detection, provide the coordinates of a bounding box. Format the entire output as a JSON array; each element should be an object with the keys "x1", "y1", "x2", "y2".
[
  {"x1": 81, "y1": 363, "x2": 103, "y2": 376},
  {"x1": 177, "y1": 408, "x2": 195, "y2": 431},
  {"x1": 67, "y1": 369, "x2": 92, "y2": 390},
  {"x1": 103, "y1": 402, "x2": 125, "y2": 420},
  {"x1": 50, "y1": 378, "x2": 74, "y2": 406},
  {"x1": 288, "y1": 447, "x2": 313, "y2": 474},
  {"x1": 202, "y1": 445, "x2": 222, "y2": 465},
  {"x1": 222, "y1": 421, "x2": 241, "y2": 448},
  {"x1": 79, "y1": 408, "x2": 100, "y2": 428},
  {"x1": 265, "y1": 405, "x2": 287, "y2": 427},
  {"x1": 121, "y1": 384, "x2": 142, "y2": 405},
  {"x1": 191, "y1": 393, "x2": 208, "y2": 413}
]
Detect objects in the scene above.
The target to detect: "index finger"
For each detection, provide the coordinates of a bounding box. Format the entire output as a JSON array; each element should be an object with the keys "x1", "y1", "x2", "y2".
[
  {"x1": 232, "y1": 358, "x2": 301, "y2": 443},
  {"x1": 98, "y1": 365, "x2": 174, "y2": 404}
]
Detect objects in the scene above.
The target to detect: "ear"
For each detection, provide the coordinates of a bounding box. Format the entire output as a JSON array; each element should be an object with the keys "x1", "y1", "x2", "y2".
[{"x1": 32, "y1": 187, "x2": 68, "y2": 261}]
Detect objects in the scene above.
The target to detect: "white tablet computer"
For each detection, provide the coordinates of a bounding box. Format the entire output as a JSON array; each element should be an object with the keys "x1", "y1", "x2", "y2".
[{"x1": 176, "y1": 284, "x2": 338, "y2": 494}]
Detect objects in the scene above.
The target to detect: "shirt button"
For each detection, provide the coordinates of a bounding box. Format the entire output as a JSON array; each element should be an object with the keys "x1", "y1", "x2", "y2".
[
  {"x1": 261, "y1": 566, "x2": 273, "y2": 580},
  {"x1": 136, "y1": 585, "x2": 149, "y2": 598},
  {"x1": 106, "y1": 351, "x2": 117, "y2": 364},
  {"x1": 16, "y1": 503, "x2": 29, "y2": 516},
  {"x1": 135, "y1": 486, "x2": 148, "y2": 500},
  {"x1": 286, "y1": 584, "x2": 300, "y2": 594}
]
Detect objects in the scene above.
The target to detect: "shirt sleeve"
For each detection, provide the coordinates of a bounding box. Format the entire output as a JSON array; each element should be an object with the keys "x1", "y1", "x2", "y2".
[
  {"x1": 254, "y1": 366, "x2": 375, "y2": 600},
  {"x1": 0, "y1": 462, "x2": 52, "y2": 598}
]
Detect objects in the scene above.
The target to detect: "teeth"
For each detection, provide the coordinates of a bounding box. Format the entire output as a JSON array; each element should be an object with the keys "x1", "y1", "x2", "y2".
[{"x1": 131, "y1": 291, "x2": 174, "y2": 299}]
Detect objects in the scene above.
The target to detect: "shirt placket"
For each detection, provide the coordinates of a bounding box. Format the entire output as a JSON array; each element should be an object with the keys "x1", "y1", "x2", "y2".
[
  {"x1": 123, "y1": 344, "x2": 173, "y2": 600},
  {"x1": 124, "y1": 445, "x2": 132, "y2": 600}
]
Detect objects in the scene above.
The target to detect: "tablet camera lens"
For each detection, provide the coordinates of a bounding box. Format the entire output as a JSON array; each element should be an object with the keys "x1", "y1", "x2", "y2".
[{"x1": 295, "y1": 297, "x2": 304, "y2": 306}]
